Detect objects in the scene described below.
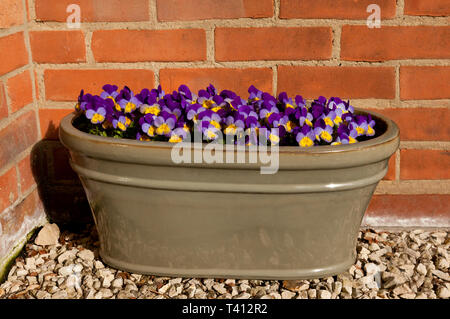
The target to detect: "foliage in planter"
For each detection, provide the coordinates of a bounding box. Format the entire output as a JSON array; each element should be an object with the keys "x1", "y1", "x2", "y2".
[{"x1": 74, "y1": 84, "x2": 376, "y2": 147}]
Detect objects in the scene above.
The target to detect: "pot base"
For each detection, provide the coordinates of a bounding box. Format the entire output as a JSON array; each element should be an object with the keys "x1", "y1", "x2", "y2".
[{"x1": 100, "y1": 250, "x2": 356, "y2": 280}]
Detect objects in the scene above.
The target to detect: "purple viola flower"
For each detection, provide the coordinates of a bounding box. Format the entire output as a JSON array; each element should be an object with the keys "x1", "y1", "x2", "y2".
[
  {"x1": 141, "y1": 114, "x2": 156, "y2": 137},
  {"x1": 339, "y1": 123, "x2": 358, "y2": 143},
  {"x1": 260, "y1": 105, "x2": 279, "y2": 121},
  {"x1": 313, "y1": 119, "x2": 334, "y2": 143},
  {"x1": 328, "y1": 97, "x2": 354, "y2": 114},
  {"x1": 85, "y1": 104, "x2": 106, "y2": 124},
  {"x1": 168, "y1": 127, "x2": 189, "y2": 143},
  {"x1": 113, "y1": 115, "x2": 132, "y2": 131},
  {"x1": 296, "y1": 125, "x2": 316, "y2": 148},
  {"x1": 271, "y1": 114, "x2": 296, "y2": 134},
  {"x1": 76, "y1": 90, "x2": 93, "y2": 111},
  {"x1": 229, "y1": 96, "x2": 246, "y2": 111},
  {"x1": 199, "y1": 121, "x2": 221, "y2": 142},
  {"x1": 350, "y1": 115, "x2": 369, "y2": 137},
  {"x1": 311, "y1": 103, "x2": 325, "y2": 119},
  {"x1": 197, "y1": 91, "x2": 215, "y2": 110},
  {"x1": 198, "y1": 109, "x2": 222, "y2": 130},
  {"x1": 260, "y1": 126, "x2": 282, "y2": 146},
  {"x1": 321, "y1": 110, "x2": 338, "y2": 128},
  {"x1": 178, "y1": 84, "x2": 193, "y2": 101},
  {"x1": 295, "y1": 95, "x2": 306, "y2": 108},
  {"x1": 295, "y1": 106, "x2": 313, "y2": 127},
  {"x1": 153, "y1": 111, "x2": 176, "y2": 136},
  {"x1": 186, "y1": 103, "x2": 206, "y2": 123},
  {"x1": 365, "y1": 114, "x2": 376, "y2": 136},
  {"x1": 117, "y1": 87, "x2": 141, "y2": 113},
  {"x1": 100, "y1": 84, "x2": 119, "y2": 101},
  {"x1": 278, "y1": 92, "x2": 296, "y2": 115},
  {"x1": 248, "y1": 85, "x2": 263, "y2": 101},
  {"x1": 223, "y1": 113, "x2": 245, "y2": 135},
  {"x1": 314, "y1": 96, "x2": 327, "y2": 106}
]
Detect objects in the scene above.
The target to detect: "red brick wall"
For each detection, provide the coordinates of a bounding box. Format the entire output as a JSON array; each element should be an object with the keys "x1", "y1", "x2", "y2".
[
  {"x1": 1, "y1": 1, "x2": 449, "y2": 233},
  {"x1": 0, "y1": 0, "x2": 45, "y2": 265}
]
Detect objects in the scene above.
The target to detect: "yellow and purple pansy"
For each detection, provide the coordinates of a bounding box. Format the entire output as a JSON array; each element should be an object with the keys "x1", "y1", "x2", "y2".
[{"x1": 75, "y1": 83, "x2": 377, "y2": 147}]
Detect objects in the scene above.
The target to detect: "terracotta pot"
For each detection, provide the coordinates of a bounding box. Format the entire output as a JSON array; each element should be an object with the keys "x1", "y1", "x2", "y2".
[{"x1": 59, "y1": 108, "x2": 399, "y2": 279}]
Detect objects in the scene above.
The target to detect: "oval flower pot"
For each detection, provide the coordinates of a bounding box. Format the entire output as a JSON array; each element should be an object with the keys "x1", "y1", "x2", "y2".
[{"x1": 59, "y1": 108, "x2": 399, "y2": 280}]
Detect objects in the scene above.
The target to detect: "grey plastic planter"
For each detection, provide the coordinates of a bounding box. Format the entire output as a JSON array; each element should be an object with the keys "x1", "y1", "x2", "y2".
[{"x1": 59, "y1": 108, "x2": 399, "y2": 280}]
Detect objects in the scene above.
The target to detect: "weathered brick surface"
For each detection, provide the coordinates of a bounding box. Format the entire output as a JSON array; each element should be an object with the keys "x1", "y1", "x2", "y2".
[
  {"x1": 0, "y1": 32, "x2": 28, "y2": 76},
  {"x1": 157, "y1": 0, "x2": 273, "y2": 21},
  {"x1": 400, "y1": 149, "x2": 450, "y2": 180},
  {"x1": 0, "y1": 0, "x2": 24, "y2": 28},
  {"x1": 367, "y1": 194, "x2": 450, "y2": 220},
  {"x1": 400, "y1": 66, "x2": 450, "y2": 100},
  {"x1": 92, "y1": 29, "x2": 206, "y2": 62},
  {"x1": 277, "y1": 66, "x2": 396, "y2": 99},
  {"x1": 0, "y1": 168, "x2": 18, "y2": 213},
  {"x1": 0, "y1": 111, "x2": 38, "y2": 168},
  {"x1": 35, "y1": 0, "x2": 150, "y2": 22},
  {"x1": 7, "y1": 70, "x2": 33, "y2": 113},
  {"x1": 280, "y1": 0, "x2": 396, "y2": 19},
  {"x1": 341, "y1": 26, "x2": 450, "y2": 61},
  {"x1": 215, "y1": 27, "x2": 332, "y2": 61},
  {"x1": 370, "y1": 108, "x2": 450, "y2": 141},
  {"x1": 30, "y1": 31, "x2": 86, "y2": 64},
  {"x1": 404, "y1": 0, "x2": 450, "y2": 16}
]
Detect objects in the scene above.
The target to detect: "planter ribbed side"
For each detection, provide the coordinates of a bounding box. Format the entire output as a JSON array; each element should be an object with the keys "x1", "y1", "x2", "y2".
[{"x1": 59, "y1": 108, "x2": 399, "y2": 279}]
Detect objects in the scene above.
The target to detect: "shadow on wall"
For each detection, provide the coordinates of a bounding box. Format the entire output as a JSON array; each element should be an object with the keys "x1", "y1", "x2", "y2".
[{"x1": 31, "y1": 121, "x2": 93, "y2": 225}]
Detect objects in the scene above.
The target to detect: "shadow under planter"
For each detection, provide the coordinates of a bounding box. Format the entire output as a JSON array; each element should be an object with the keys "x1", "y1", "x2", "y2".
[{"x1": 31, "y1": 139, "x2": 93, "y2": 226}]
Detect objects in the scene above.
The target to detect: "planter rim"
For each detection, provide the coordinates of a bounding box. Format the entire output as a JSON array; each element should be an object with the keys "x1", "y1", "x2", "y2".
[{"x1": 59, "y1": 107, "x2": 399, "y2": 170}]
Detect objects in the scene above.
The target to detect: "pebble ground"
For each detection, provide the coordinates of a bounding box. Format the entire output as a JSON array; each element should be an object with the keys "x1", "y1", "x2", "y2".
[{"x1": 0, "y1": 224, "x2": 448, "y2": 299}]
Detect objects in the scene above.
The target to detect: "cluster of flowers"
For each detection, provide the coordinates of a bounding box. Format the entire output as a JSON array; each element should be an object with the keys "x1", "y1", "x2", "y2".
[{"x1": 74, "y1": 84, "x2": 376, "y2": 147}]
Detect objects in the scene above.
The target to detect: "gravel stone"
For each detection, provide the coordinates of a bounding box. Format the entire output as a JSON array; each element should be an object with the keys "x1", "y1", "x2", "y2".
[{"x1": 1, "y1": 226, "x2": 448, "y2": 299}]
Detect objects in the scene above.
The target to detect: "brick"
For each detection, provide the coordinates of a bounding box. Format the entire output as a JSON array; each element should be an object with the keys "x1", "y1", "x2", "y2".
[
  {"x1": 0, "y1": 82, "x2": 7, "y2": 121},
  {"x1": 0, "y1": 0, "x2": 24, "y2": 28},
  {"x1": 0, "y1": 190, "x2": 44, "y2": 256},
  {"x1": 160, "y1": 68, "x2": 273, "y2": 98},
  {"x1": 0, "y1": 32, "x2": 28, "y2": 76},
  {"x1": 0, "y1": 168, "x2": 18, "y2": 212},
  {"x1": 400, "y1": 66, "x2": 450, "y2": 100},
  {"x1": 404, "y1": 0, "x2": 450, "y2": 16},
  {"x1": 400, "y1": 149, "x2": 450, "y2": 180},
  {"x1": 18, "y1": 154, "x2": 35, "y2": 194},
  {"x1": 341, "y1": 26, "x2": 450, "y2": 61},
  {"x1": 369, "y1": 108, "x2": 450, "y2": 141},
  {"x1": 0, "y1": 110, "x2": 38, "y2": 167},
  {"x1": 215, "y1": 27, "x2": 332, "y2": 61},
  {"x1": 7, "y1": 70, "x2": 33, "y2": 113},
  {"x1": 30, "y1": 31, "x2": 86, "y2": 63},
  {"x1": 35, "y1": 0, "x2": 149, "y2": 22},
  {"x1": 39, "y1": 108, "x2": 74, "y2": 140},
  {"x1": 277, "y1": 66, "x2": 395, "y2": 99},
  {"x1": 367, "y1": 194, "x2": 450, "y2": 220},
  {"x1": 44, "y1": 69, "x2": 155, "y2": 101},
  {"x1": 157, "y1": 0, "x2": 273, "y2": 21},
  {"x1": 383, "y1": 155, "x2": 395, "y2": 181},
  {"x1": 92, "y1": 29, "x2": 206, "y2": 62},
  {"x1": 280, "y1": 0, "x2": 396, "y2": 19}
]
